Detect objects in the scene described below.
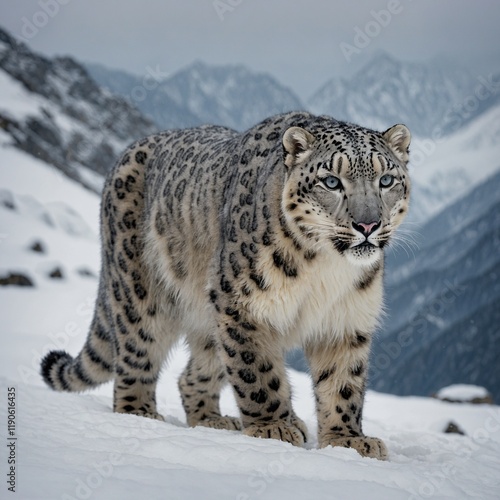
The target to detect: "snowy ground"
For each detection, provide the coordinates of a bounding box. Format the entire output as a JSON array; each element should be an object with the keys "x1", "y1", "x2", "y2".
[{"x1": 1, "y1": 145, "x2": 500, "y2": 499}]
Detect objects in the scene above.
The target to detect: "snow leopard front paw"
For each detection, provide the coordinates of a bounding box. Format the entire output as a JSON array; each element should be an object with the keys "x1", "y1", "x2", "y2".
[
  {"x1": 116, "y1": 408, "x2": 165, "y2": 422},
  {"x1": 320, "y1": 434, "x2": 388, "y2": 460},
  {"x1": 244, "y1": 420, "x2": 306, "y2": 447},
  {"x1": 195, "y1": 415, "x2": 242, "y2": 431}
]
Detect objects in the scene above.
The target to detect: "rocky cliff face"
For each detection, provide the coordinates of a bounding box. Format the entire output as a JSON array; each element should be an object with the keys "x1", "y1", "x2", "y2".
[{"x1": 0, "y1": 27, "x2": 156, "y2": 192}]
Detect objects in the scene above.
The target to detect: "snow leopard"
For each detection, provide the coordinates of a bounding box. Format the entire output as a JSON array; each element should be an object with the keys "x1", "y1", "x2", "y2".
[{"x1": 41, "y1": 111, "x2": 411, "y2": 460}]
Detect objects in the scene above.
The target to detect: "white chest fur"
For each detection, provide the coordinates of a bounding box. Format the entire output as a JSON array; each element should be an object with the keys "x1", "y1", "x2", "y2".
[{"x1": 245, "y1": 247, "x2": 384, "y2": 346}]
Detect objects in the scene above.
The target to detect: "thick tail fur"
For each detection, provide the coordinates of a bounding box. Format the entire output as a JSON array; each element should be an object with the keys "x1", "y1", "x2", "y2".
[{"x1": 41, "y1": 313, "x2": 116, "y2": 392}]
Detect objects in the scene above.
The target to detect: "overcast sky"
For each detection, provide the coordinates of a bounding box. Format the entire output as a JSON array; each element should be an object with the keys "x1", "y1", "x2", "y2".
[{"x1": 1, "y1": 0, "x2": 499, "y2": 97}]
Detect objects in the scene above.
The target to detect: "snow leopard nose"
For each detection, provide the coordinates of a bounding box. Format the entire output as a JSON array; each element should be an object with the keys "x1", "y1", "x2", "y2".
[{"x1": 352, "y1": 221, "x2": 381, "y2": 237}]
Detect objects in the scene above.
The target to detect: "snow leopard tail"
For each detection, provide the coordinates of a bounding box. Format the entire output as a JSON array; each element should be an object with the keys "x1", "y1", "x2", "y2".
[{"x1": 41, "y1": 310, "x2": 116, "y2": 392}]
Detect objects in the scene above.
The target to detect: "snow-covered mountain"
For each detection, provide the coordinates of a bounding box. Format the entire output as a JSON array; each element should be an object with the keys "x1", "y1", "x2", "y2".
[
  {"x1": 0, "y1": 149, "x2": 499, "y2": 498},
  {"x1": 160, "y1": 61, "x2": 305, "y2": 130},
  {"x1": 88, "y1": 52, "x2": 500, "y2": 142},
  {"x1": 408, "y1": 101, "x2": 500, "y2": 221},
  {"x1": 309, "y1": 52, "x2": 500, "y2": 138},
  {"x1": 0, "y1": 27, "x2": 155, "y2": 193},
  {"x1": 87, "y1": 60, "x2": 305, "y2": 131}
]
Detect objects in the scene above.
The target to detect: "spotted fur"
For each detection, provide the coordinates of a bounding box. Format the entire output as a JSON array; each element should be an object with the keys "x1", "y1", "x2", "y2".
[{"x1": 41, "y1": 112, "x2": 411, "y2": 460}]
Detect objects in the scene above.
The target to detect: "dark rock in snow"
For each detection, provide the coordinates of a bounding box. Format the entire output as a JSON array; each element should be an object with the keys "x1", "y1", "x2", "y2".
[
  {"x1": 30, "y1": 240, "x2": 46, "y2": 253},
  {"x1": 0, "y1": 189, "x2": 16, "y2": 210},
  {"x1": 76, "y1": 267, "x2": 97, "y2": 278},
  {"x1": 0, "y1": 272, "x2": 34, "y2": 287},
  {"x1": 48, "y1": 267, "x2": 64, "y2": 279},
  {"x1": 444, "y1": 421, "x2": 466, "y2": 435}
]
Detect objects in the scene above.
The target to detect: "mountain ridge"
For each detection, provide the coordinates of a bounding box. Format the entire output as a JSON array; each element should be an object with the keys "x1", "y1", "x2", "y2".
[
  {"x1": 86, "y1": 59, "x2": 305, "y2": 132},
  {"x1": 309, "y1": 52, "x2": 500, "y2": 138}
]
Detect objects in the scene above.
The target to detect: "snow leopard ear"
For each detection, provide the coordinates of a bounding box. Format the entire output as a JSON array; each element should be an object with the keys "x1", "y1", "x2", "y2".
[
  {"x1": 383, "y1": 124, "x2": 411, "y2": 165},
  {"x1": 282, "y1": 127, "x2": 316, "y2": 169}
]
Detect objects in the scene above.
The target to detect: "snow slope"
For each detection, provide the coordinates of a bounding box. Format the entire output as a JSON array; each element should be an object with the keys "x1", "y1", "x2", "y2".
[
  {"x1": 1, "y1": 138, "x2": 500, "y2": 500},
  {"x1": 3, "y1": 356, "x2": 500, "y2": 500}
]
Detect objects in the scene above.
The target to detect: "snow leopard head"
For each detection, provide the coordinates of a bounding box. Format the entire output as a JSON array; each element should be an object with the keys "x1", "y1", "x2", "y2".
[{"x1": 281, "y1": 119, "x2": 411, "y2": 266}]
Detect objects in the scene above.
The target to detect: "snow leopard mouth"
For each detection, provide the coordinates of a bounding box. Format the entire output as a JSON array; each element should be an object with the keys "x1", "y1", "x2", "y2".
[
  {"x1": 331, "y1": 238, "x2": 379, "y2": 255},
  {"x1": 353, "y1": 241, "x2": 377, "y2": 249},
  {"x1": 347, "y1": 240, "x2": 382, "y2": 265}
]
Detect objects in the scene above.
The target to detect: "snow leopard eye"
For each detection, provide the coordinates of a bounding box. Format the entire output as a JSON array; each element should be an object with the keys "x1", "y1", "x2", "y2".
[
  {"x1": 380, "y1": 174, "x2": 394, "y2": 188},
  {"x1": 323, "y1": 176, "x2": 342, "y2": 190}
]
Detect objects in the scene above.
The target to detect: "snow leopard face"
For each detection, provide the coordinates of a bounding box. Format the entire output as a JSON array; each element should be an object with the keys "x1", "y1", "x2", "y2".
[{"x1": 282, "y1": 121, "x2": 411, "y2": 266}]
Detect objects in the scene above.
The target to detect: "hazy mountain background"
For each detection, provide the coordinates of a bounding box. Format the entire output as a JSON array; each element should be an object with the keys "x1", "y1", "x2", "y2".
[
  {"x1": 308, "y1": 53, "x2": 500, "y2": 138},
  {"x1": 1, "y1": 25, "x2": 499, "y2": 401}
]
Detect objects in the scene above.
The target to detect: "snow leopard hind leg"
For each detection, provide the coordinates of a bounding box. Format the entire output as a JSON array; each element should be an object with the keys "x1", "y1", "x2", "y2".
[
  {"x1": 102, "y1": 143, "x2": 183, "y2": 421},
  {"x1": 178, "y1": 334, "x2": 243, "y2": 431},
  {"x1": 42, "y1": 142, "x2": 181, "y2": 421}
]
